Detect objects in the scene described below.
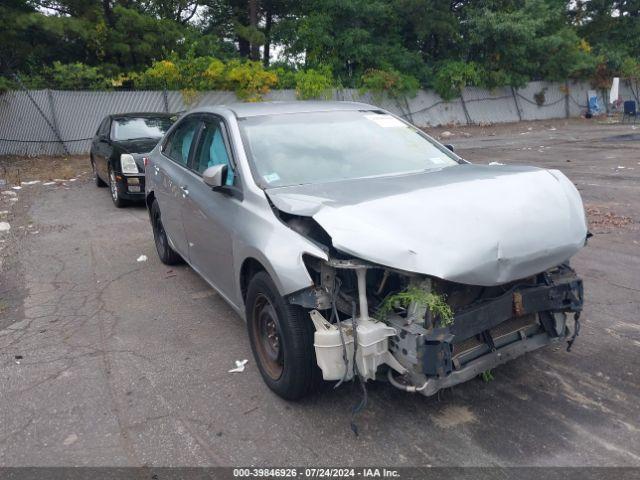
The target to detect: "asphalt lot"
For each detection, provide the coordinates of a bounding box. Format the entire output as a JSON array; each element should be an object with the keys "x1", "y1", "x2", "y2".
[{"x1": 0, "y1": 119, "x2": 639, "y2": 467}]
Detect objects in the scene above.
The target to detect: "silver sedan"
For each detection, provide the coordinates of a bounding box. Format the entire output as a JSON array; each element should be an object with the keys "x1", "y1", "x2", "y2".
[{"x1": 145, "y1": 102, "x2": 587, "y2": 400}]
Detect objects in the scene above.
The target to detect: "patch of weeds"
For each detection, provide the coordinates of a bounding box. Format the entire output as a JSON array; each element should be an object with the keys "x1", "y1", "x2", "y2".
[
  {"x1": 480, "y1": 370, "x2": 494, "y2": 382},
  {"x1": 0, "y1": 155, "x2": 87, "y2": 185},
  {"x1": 0, "y1": 299, "x2": 8, "y2": 315},
  {"x1": 377, "y1": 286, "x2": 454, "y2": 326}
]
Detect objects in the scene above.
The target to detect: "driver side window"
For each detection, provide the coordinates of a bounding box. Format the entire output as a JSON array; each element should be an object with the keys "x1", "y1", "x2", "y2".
[{"x1": 194, "y1": 119, "x2": 235, "y2": 186}]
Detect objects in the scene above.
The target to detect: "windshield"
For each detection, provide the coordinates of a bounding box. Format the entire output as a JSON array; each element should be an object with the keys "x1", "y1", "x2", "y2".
[
  {"x1": 239, "y1": 110, "x2": 458, "y2": 188},
  {"x1": 112, "y1": 117, "x2": 174, "y2": 141}
]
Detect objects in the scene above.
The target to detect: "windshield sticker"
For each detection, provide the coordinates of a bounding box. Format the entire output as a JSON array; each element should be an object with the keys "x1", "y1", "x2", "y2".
[
  {"x1": 263, "y1": 172, "x2": 280, "y2": 183},
  {"x1": 364, "y1": 114, "x2": 405, "y2": 128}
]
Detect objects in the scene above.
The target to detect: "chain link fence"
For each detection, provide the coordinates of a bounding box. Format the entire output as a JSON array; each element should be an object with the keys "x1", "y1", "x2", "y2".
[{"x1": 0, "y1": 80, "x2": 634, "y2": 156}]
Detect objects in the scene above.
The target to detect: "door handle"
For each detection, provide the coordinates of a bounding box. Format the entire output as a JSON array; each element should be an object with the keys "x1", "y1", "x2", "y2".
[{"x1": 180, "y1": 185, "x2": 189, "y2": 197}]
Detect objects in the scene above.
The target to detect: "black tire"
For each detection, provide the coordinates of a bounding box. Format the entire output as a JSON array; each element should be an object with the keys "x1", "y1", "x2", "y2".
[
  {"x1": 246, "y1": 271, "x2": 321, "y2": 400},
  {"x1": 150, "y1": 199, "x2": 183, "y2": 265},
  {"x1": 92, "y1": 158, "x2": 107, "y2": 187},
  {"x1": 108, "y1": 166, "x2": 128, "y2": 208}
]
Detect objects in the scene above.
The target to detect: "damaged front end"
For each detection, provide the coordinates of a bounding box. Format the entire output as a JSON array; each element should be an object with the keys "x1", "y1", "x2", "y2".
[
  {"x1": 269, "y1": 164, "x2": 587, "y2": 396},
  {"x1": 289, "y1": 256, "x2": 583, "y2": 396}
]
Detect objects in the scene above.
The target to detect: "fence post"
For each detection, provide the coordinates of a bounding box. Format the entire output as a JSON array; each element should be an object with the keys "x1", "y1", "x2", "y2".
[
  {"x1": 393, "y1": 95, "x2": 414, "y2": 123},
  {"x1": 46, "y1": 89, "x2": 67, "y2": 156},
  {"x1": 564, "y1": 81, "x2": 570, "y2": 118},
  {"x1": 511, "y1": 86, "x2": 522, "y2": 121},
  {"x1": 403, "y1": 96, "x2": 415, "y2": 124},
  {"x1": 162, "y1": 88, "x2": 169, "y2": 113},
  {"x1": 459, "y1": 91, "x2": 472, "y2": 125},
  {"x1": 12, "y1": 74, "x2": 70, "y2": 156}
]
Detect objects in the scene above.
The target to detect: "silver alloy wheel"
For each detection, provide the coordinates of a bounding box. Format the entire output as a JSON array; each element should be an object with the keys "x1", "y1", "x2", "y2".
[{"x1": 109, "y1": 170, "x2": 118, "y2": 202}]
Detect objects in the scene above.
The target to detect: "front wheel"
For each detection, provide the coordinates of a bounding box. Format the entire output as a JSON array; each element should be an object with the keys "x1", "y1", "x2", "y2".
[
  {"x1": 108, "y1": 167, "x2": 128, "y2": 208},
  {"x1": 150, "y1": 199, "x2": 182, "y2": 265},
  {"x1": 246, "y1": 271, "x2": 320, "y2": 400}
]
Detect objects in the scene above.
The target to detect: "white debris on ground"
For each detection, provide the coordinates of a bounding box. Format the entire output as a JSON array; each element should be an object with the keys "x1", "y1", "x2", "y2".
[
  {"x1": 21, "y1": 180, "x2": 41, "y2": 186},
  {"x1": 42, "y1": 182, "x2": 55, "y2": 186},
  {"x1": 1, "y1": 190, "x2": 19, "y2": 203},
  {"x1": 228, "y1": 359, "x2": 248, "y2": 373},
  {"x1": 63, "y1": 434, "x2": 78, "y2": 446},
  {"x1": 440, "y1": 131, "x2": 453, "y2": 138},
  {"x1": 0, "y1": 222, "x2": 10, "y2": 232},
  {"x1": 136, "y1": 255, "x2": 148, "y2": 262},
  {"x1": 489, "y1": 161, "x2": 505, "y2": 165},
  {"x1": 11, "y1": 186, "x2": 21, "y2": 190}
]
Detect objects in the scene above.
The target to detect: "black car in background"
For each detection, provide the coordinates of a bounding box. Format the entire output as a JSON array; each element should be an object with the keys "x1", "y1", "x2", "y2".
[{"x1": 90, "y1": 113, "x2": 176, "y2": 207}]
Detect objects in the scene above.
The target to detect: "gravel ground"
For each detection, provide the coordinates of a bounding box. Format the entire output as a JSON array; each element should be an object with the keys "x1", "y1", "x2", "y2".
[{"x1": 0, "y1": 119, "x2": 638, "y2": 467}]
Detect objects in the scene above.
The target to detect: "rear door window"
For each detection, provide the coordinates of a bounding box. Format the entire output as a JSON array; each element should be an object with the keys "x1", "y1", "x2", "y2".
[{"x1": 163, "y1": 117, "x2": 201, "y2": 167}]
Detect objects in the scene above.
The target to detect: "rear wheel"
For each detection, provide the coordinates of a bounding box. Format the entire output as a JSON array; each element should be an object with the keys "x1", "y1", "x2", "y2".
[
  {"x1": 92, "y1": 158, "x2": 107, "y2": 187},
  {"x1": 150, "y1": 199, "x2": 182, "y2": 265},
  {"x1": 246, "y1": 271, "x2": 320, "y2": 400},
  {"x1": 109, "y1": 167, "x2": 128, "y2": 208}
]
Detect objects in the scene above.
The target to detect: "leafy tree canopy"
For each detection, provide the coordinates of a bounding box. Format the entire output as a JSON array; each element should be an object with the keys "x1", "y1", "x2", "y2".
[{"x1": 0, "y1": 0, "x2": 638, "y2": 98}]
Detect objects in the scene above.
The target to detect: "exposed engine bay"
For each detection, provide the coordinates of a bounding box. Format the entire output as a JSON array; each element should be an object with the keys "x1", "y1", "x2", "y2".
[{"x1": 289, "y1": 254, "x2": 583, "y2": 396}]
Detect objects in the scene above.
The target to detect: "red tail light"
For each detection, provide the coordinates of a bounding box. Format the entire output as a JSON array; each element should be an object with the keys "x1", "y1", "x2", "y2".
[{"x1": 143, "y1": 157, "x2": 149, "y2": 167}]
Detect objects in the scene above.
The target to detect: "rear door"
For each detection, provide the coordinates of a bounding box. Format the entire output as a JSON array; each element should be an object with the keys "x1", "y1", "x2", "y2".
[
  {"x1": 182, "y1": 115, "x2": 240, "y2": 299},
  {"x1": 154, "y1": 115, "x2": 202, "y2": 258}
]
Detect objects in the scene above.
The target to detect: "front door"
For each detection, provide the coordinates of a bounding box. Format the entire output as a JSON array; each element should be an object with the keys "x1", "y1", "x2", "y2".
[{"x1": 182, "y1": 116, "x2": 239, "y2": 300}]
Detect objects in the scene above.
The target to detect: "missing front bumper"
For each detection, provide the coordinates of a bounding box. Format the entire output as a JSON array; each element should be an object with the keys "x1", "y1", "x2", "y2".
[
  {"x1": 303, "y1": 255, "x2": 583, "y2": 396},
  {"x1": 386, "y1": 269, "x2": 582, "y2": 396},
  {"x1": 411, "y1": 331, "x2": 563, "y2": 397}
]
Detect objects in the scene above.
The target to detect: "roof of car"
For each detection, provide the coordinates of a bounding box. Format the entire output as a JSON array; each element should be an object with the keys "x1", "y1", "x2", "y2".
[
  {"x1": 109, "y1": 112, "x2": 175, "y2": 119},
  {"x1": 215, "y1": 101, "x2": 378, "y2": 118}
]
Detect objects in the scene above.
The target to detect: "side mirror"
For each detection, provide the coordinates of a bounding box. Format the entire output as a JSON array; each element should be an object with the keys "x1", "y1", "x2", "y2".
[
  {"x1": 444, "y1": 144, "x2": 455, "y2": 152},
  {"x1": 202, "y1": 164, "x2": 228, "y2": 189}
]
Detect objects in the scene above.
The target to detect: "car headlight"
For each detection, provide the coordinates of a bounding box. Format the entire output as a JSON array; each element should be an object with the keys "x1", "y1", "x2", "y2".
[{"x1": 120, "y1": 154, "x2": 138, "y2": 174}]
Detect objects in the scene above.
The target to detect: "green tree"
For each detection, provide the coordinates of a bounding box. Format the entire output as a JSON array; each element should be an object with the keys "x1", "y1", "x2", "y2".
[
  {"x1": 0, "y1": 0, "x2": 634, "y2": 96},
  {"x1": 464, "y1": 0, "x2": 596, "y2": 87},
  {"x1": 279, "y1": 0, "x2": 427, "y2": 87}
]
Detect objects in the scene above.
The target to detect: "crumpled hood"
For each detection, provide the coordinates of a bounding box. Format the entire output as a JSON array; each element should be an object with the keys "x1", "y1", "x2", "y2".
[{"x1": 266, "y1": 164, "x2": 588, "y2": 286}]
